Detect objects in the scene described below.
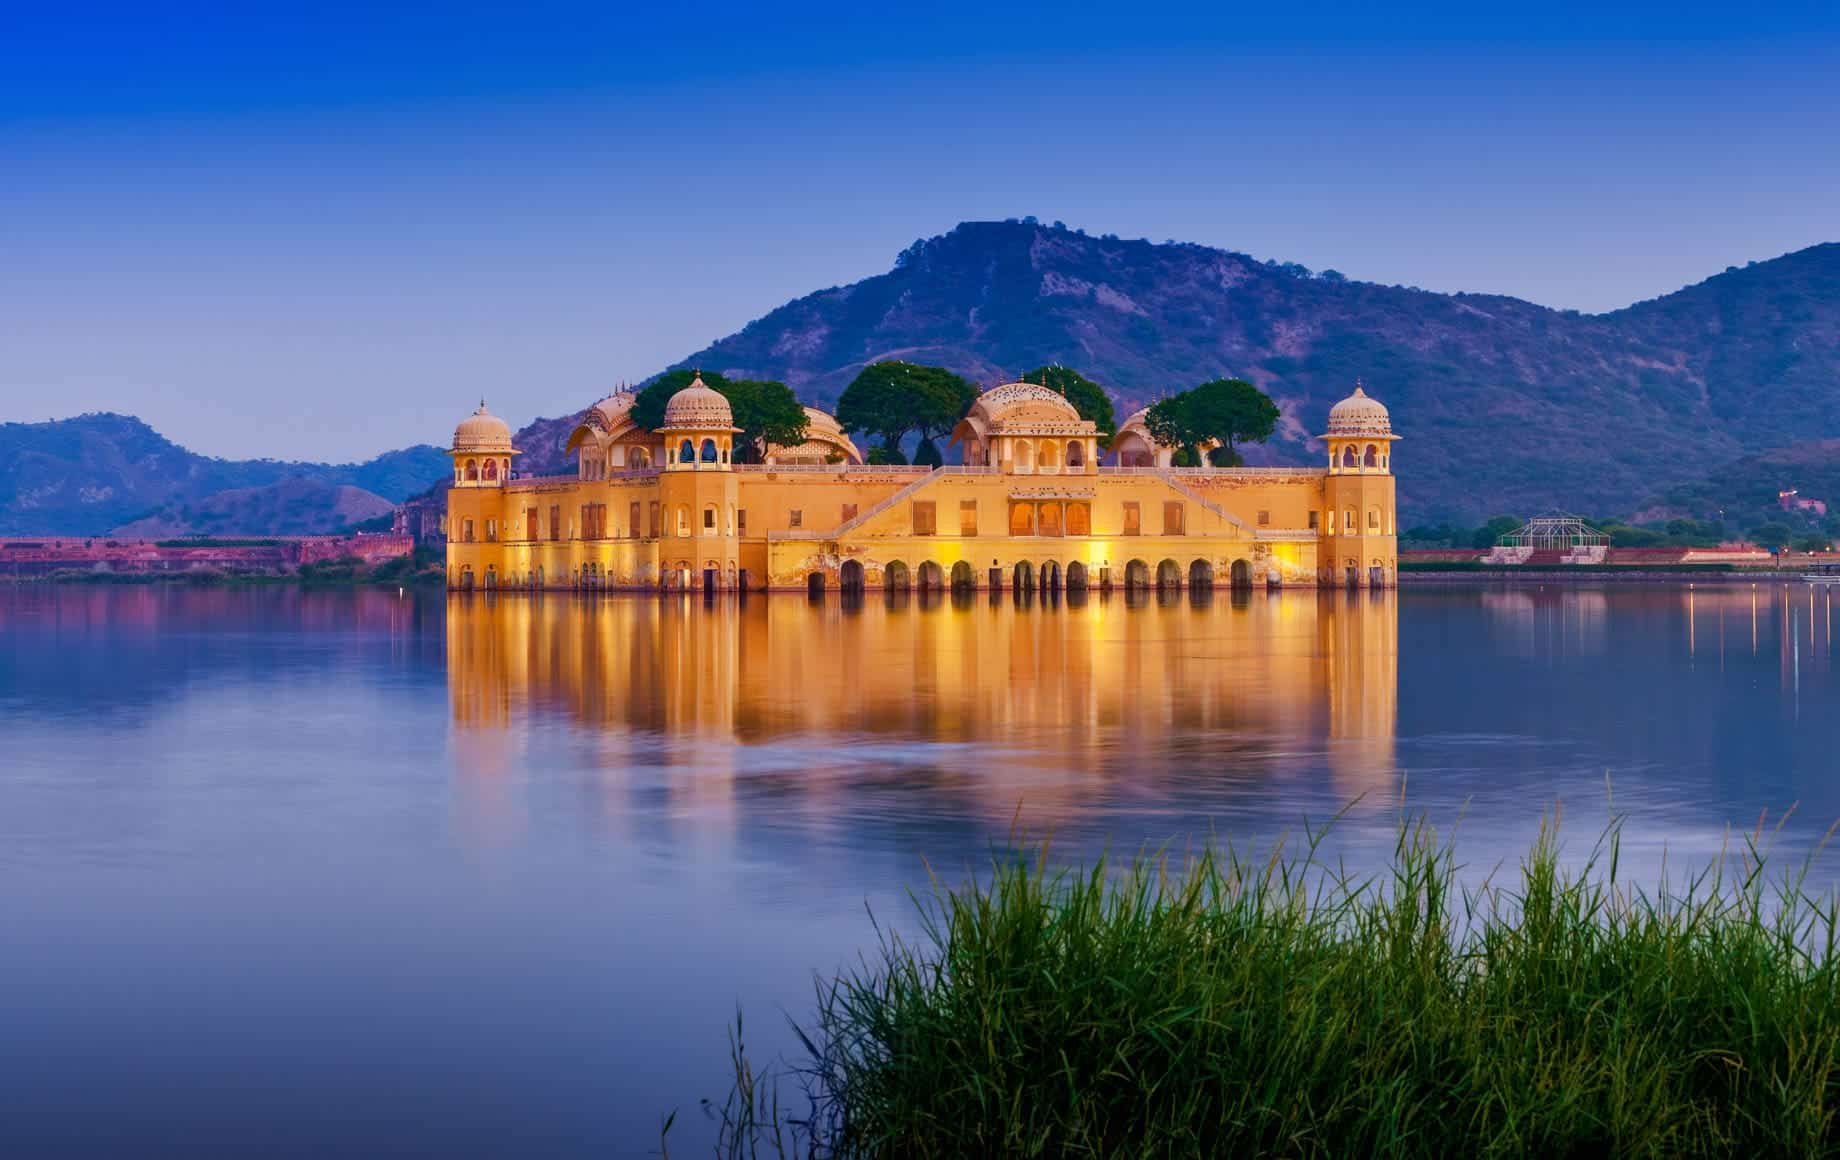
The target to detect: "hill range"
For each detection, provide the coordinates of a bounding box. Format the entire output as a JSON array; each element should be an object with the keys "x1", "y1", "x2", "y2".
[{"x1": 5, "y1": 220, "x2": 1840, "y2": 534}]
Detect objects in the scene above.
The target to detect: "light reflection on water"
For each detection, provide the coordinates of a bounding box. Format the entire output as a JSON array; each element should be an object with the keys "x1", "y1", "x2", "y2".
[{"x1": 0, "y1": 583, "x2": 1836, "y2": 1156}]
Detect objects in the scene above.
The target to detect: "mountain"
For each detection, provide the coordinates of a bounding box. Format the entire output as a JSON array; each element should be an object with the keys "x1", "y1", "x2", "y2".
[
  {"x1": 639, "y1": 221, "x2": 1840, "y2": 521},
  {"x1": 0, "y1": 413, "x2": 448, "y2": 535},
  {"x1": 111, "y1": 477, "x2": 396, "y2": 538}
]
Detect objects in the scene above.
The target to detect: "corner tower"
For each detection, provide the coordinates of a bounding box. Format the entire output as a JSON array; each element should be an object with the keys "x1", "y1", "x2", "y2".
[
  {"x1": 449, "y1": 402, "x2": 517, "y2": 487},
  {"x1": 656, "y1": 375, "x2": 742, "y2": 591},
  {"x1": 1321, "y1": 383, "x2": 1399, "y2": 588}
]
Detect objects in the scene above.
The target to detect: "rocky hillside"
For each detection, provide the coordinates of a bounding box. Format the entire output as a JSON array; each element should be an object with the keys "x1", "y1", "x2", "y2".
[
  {"x1": 0, "y1": 413, "x2": 449, "y2": 535},
  {"x1": 646, "y1": 221, "x2": 1840, "y2": 521},
  {"x1": 110, "y1": 477, "x2": 396, "y2": 538}
]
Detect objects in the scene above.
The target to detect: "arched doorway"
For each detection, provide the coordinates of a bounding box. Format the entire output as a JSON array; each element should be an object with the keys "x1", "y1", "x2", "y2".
[
  {"x1": 1066, "y1": 561, "x2": 1088, "y2": 591},
  {"x1": 1188, "y1": 559, "x2": 1214, "y2": 589},
  {"x1": 1155, "y1": 559, "x2": 1182, "y2": 590},
  {"x1": 885, "y1": 561, "x2": 910, "y2": 591},
  {"x1": 1229, "y1": 558, "x2": 1252, "y2": 589},
  {"x1": 1012, "y1": 561, "x2": 1034, "y2": 592},
  {"x1": 1124, "y1": 559, "x2": 1149, "y2": 590},
  {"x1": 807, "y1": 572, "x2": 826, "y2": 599},
  {"x1": 840, "y1": 560, "x2": 865, "y2": 593},
  {"x1": 1370, "y1": 560, "x2": 1387, "y2": 588},
  {"x1": 1040, "y1": 560, "x2": 1060, "y2": 592},
  {"x1": 918, "y1": 561, "x2": 946, "y2": 592},
  {"x1": 1345, "y1": 560, "x2": 1360, "y2": 588},
  {"x1": 950, "y1": 561, "x2": 975, "y2": 592}
]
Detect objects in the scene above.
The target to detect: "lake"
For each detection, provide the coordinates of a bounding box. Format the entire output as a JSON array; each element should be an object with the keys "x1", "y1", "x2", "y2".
[{"x1": 2, "y1": 582, "x2": 1837, "y2": 1156}]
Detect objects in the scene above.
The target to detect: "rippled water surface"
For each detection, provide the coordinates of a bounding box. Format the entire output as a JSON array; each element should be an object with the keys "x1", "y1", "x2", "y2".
[{"x1": 2, "y1": 583, "x2": 1838, "y2": 1156}]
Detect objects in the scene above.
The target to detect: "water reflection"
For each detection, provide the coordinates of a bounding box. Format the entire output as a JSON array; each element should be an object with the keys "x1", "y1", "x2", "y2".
[{"x1": 446, "y1": 590, "x2": 1401, "y2": 828}]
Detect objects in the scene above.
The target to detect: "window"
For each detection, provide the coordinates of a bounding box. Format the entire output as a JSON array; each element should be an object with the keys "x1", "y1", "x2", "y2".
[
  {"x1": 737, "y1": 509, "x2": 747, "y2": 533},
  {"x1": 912, "y1": 501, "x2": 936, "y2": 535},
  {"x1": 629, "y1": 501, "x2": 641, "y2": 539},
  {"x1": 648, "y1": 502, "x2": 661, "y2": 539},
  {"x1": 701, "y1": 438, "x2": 718, "y2": 463},
  {"x1": 483, "y1": 459, "x2": 498, "y2": 481},
  {"x1": 1123, "y1": 501, "x2": 1141, "y2": 536},
  {"x1": 1163, "y1": 502, "x2": 1185, "y2": 535},
  {"x1": 679, "y1": 439, "x2": 695, "y2": 463},
  {"x1": 485, "y1": 518, "x2": 497, "y2": 542},
  {"x1": 549, "y1": 505, "x2": 562, "y2": 541},
  {"x1": 676, "y1": 506, "x2": 689, "y2": 536},
  {"x1": 1308, "y1": 510, "x2": 1319, "y2": 530},
  {"x1": 841, "y1": 503, "x2": 858, "y2": 523},
  {"x1": 959, "y1": 499, "x2": 978, "y2": 536},
  {"x1": 462, "y1": 519, "x2": 475, "y2": 543},
  {"x1": 704, "y1": 506, "x2": 716, "y2": 532},
  {"x1": 1066, "y1": 502, "x2": 1090, "y2": 536},
  {"x1": 1009, "y1": 503, "x2": 1035, "y2": 536},
  {"x1": 1257, "y1": 510, "x2": 1270, "y2": 527},
  {"x1": 1344, "y1": 509, "x2": 1356, "y2": 533},
  {"x1": 580, "y1": 504, "x2": 606, "y2": 540},
  {"x1": 1364, "y1": 444, "x2": 1379, "y2": 468},
  {"x1": 1038, "y1": 502, "x2": 1063, "y2": 537},
  {"x1": 1066, "y1": 442, "x2": 1085, "y2": 467},
  {"x1": 525, "y1": 507, "x2": 538, "y2": 541},
  {"x1": 789, "y1": 509, "x2": 802, "y2": 528},
  {"x1": 1368, "y1": 509, "x2": 1380, "y2": 531},
  {"x1": 1341, "y1": 446, "x2": 1357, "y2": 468},
  {"x1": 465, "y1": 459, "x2": 478, "y2": 481}
]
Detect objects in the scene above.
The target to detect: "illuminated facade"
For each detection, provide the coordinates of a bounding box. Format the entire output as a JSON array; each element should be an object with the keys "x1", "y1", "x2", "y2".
[{"x1": 444, "y1": 378, "x2": 1399, "y2": 592}]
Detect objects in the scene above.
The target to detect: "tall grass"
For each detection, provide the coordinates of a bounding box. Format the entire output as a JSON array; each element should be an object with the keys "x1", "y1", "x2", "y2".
[{"x1": 684, "y1": 810, "x2": 1840, "y2": 1158}]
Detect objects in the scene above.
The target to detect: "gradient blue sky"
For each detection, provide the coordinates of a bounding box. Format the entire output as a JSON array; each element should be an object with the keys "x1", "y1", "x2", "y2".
[{"x1": 3, "y1": 2, "x2": 1837, "y2": 460}]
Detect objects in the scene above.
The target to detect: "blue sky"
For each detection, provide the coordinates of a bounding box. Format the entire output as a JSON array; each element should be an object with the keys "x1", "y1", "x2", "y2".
[{"x1": 3, "y1": 2, "x2": 1837, "y2": 460}]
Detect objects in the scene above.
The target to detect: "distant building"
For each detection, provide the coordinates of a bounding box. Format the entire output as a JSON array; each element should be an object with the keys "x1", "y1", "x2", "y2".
[
  {"x1": 442, "y1": 380, "x2": 1401, "y2": 593},
  {"x1": 1778, "y1": 489, "x2": 1828, "y2": 516}
]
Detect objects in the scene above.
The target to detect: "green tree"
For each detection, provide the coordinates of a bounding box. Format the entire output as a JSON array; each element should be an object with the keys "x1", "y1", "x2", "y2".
[
  {"x1": 1021, "y1": 365, "x2": 1117, "y2": 443},
  {"x1": 1470, "y1": 515, "x2": 1522, "y2": 550},
  {"x1": 1143, "y1": 378, "x2": 1280, "y2": 466},
  {"x1": 1752, "y1": 521, "x2": 1794, "y2": 551},
  {"x1": 632, "y1": 369, "x2": 807, "y2": 462},
  {"x1": 721, "y1": 378, "x2": 808, "y2": 463},
  {"x1": 838, "y1": 361, "x2": 978, "y2": 464}
]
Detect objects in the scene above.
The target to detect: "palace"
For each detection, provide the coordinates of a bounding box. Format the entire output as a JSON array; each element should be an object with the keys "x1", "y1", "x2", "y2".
[{"x1": 443, "y1": 377, "x2": 1398, "y2": 592}]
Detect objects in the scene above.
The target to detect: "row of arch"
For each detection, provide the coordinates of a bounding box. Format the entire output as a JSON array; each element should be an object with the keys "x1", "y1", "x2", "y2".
[{"x1": 819, "y1": 557, "x2": 1261, "y2": 596}]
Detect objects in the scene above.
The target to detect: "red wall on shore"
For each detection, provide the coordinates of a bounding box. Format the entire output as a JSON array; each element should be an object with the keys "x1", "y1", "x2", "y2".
[{"x1": 0, "y1": 534, "x2": 413, "y2": 576}]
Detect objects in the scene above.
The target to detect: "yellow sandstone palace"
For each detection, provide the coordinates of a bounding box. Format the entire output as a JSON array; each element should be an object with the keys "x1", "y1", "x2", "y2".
[{"x1": 444, "y1": 377, "x2": 1398, "y2": 593}]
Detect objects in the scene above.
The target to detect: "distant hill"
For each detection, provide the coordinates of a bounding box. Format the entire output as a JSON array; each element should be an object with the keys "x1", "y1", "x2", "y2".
[
  {"x1": 110, "y1": 477, "x2": 396, "y2": 538},
  {"x1": 0, "y1": 413, "x2": 449, "y2": 535},
  {"x1": 1640, "y1": 441, "x2": 1840, "y2": 528},
  {"x1": 626, "y1": 221, "x2": 1840, "y2": 521}
]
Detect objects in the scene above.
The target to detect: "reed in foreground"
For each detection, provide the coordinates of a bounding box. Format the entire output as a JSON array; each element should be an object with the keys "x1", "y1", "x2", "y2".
[{"x1": 691, "y1": 813, "x2": 1840, "y2": 1158}]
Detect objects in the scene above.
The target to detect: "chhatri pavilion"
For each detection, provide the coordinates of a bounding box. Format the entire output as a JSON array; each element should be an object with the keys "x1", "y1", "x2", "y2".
[{"x1": 443, "y1": 377, "x2": 1399, "y2": 592}]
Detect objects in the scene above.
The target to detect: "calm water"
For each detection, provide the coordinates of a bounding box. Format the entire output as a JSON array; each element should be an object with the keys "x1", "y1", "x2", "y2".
[{"x1": 3, "y1": 583, "x2": 1838, "y2": 1156}]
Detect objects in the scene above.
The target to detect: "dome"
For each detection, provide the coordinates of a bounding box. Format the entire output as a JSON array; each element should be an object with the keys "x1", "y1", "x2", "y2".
[
  {"x1": 452, "y1": 402, "x2": 513, "y2": 453},
  {"x1": 1325, "y1": 384, "x2": 1393, "y2": 438},
  {"x1": 976, "y1": 381, "x2": 1082, "y2": 424},
  {"x1": 801, "y1": 405, "x2": 845, "y2": 435},
  {"x1": 660, "y1": 374, "x2": 736, "y2": 430},
  {"x1": 589, "y1": 390, "x2": 636, "y2": 428}
]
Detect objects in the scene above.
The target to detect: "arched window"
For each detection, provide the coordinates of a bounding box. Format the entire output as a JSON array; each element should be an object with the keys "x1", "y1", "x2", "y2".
[
  {"x1": 1014, "y1": 441, "x2": 1035, "y2": 470},
  {"x1": 483, "y1": 458, "x2": 498, "y2": 480},
  {"x1": 703, "y1": 505, "x2": 717, "y2": 533},
  {"x1": 1341, "y1": 446, "x2": 1357, "y2": 468},
  {"x1": 676, "y1": 506, "x2": 689, "y2": 536},
  {"x1": 1066, "y1": 441, "x2": 1085, "y2": 467},
  {"x1": 1039, "y1": 440, "x2": 1059, "y2": 468},
  {"x1": 1364, "y1": 444, "x2": 1379, "y2": 467},
  {"x1": 465, "y1": 458, "x2": 478, "y2": 481},
  {"x1": 679, "y1": 439, "x2": 695, "y2": 463},
  {"x1": 701, "y1": 438, "x2": 718, "y2": 462}
]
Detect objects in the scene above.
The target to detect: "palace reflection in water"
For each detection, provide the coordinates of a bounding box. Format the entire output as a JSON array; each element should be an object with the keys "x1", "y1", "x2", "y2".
[{"x1": 445, "y1": 589, "x2": 1400, "y2": 829}]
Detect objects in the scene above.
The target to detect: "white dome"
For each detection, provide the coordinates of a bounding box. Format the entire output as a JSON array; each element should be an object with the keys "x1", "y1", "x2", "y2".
[
  {"x1": 452, "y1": 402, "x2": 513, "y2": 452},
  {"x1": 1325, "y1": 384, "x2": 1393, "y2": 437},
  {"x1": 660, "y1": 375, "x2": 736, "y2": 430}
]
